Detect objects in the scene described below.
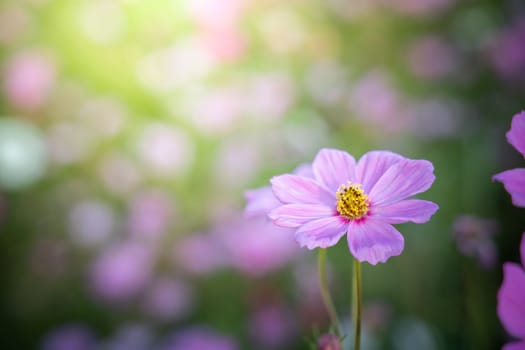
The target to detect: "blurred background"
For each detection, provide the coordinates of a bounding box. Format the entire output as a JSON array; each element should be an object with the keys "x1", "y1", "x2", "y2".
[{"x1": 0, "y1": 0, "x2": 524, "y2": 349}]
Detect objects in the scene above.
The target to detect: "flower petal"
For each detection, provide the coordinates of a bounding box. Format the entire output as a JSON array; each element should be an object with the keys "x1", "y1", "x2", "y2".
[
  {"x1": 521, "y1": 232, "x2": 525, "y2": 269},
  {"x1": 369, "y1": 158, "x2": 436, "y2": 206},
  {"x1": 294, "y1": 163, "x2": 314, "y2": 178},
  {"x1": 244, "y1": 187, "x2": 281, "y2": 218},
  {"x1": 371, "y1": 199, "x2": 439, "y2": 224},
  {"x1": 269, "y1": 204, "x2": 334, "y2": 228},
  {"x1": 355, "y1": 150, "x2": 405, "y2": 193},
  {"x1": 312, "y1": 148, "x2": 357, "y2": 193},
  {"x1": 503, "y1": 340, "x2": 525, "y2": 350},
  {"x1": 493, "y1": 168, "x2": 525, "y2": 208},
  {"x1": 294, "y1": 216, "x2": 348, "y2": 249},
  {"x1": 507, "y1": 111, "x2": 525, "y2": 159},
  {"x1": 347, "y1": 218, "x2": 404, "y2": 265},
  {"x1": 498, "y1": 262, "x2": 525, "y2": 339},
  {"x1": 271, "y1": 174, "x2": 334, "y2": 205}
]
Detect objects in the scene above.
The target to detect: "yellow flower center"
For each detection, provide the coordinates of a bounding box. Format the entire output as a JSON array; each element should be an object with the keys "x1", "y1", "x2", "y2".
[{"x1": 336, "y1": 182, "x2": 369, "y2": 219}]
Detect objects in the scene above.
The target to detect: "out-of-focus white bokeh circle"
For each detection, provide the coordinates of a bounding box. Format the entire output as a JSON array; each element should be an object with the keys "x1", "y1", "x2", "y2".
[{"x1": 0, "y1": 117, "x2": 47, "y2": 190}]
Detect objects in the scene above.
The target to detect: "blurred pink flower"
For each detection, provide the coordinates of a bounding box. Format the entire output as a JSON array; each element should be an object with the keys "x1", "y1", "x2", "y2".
[
  {"x1": 349, "y1": 71, "x2": 409, "y2": 134},
  {"x1": 189, "y1": 0, "x2": 246, "y2": 31},
  {"x1": 141, "y1": 277, "x2": 193, "y2": 321},
  {"x1": 489, "y1": 18, "x2": 525, "y2": 81},
  {"x1": 41, "y1": 324, "x2": 97, "y2": 350},
  {"x1": 213, "y1": 138, "x2": 263, "y2": 188},
  {"x1": 407, "y1": 36, "x2": 459, "y2": 81},
  {"x1": 493, "y1": 111, "x2": 525, "y2": 207},
  {"x1": 404, "y1": 98, "x2": 468, "y2": 140},
  {"x1": 161, "y1": 327, "x2": 238, "y2": 350},
  {"x1": 173, "y1": 233, "x2": 226, "y2": 276},
  {"x1": 181, "y1": 87, "x2": 243, "y2": 135},
  {"x1": 452, "y1": 215, "x2": 499, "y2": 269},
  {"x1": 498, "y1": 232, "x2": 525, "y2": 350},
  {"x1": 248, "y1": 304, "x2": 296, "y2": 348},
  {"x1": 128, "y1": 190, "x2": 174, "y2": 240},
  {"x1": 137, "y1": 123, "x2": 194, "y2": 177},
  {"x1": 3, "y1": 51, "x2": 56, "y2": 111},
  {"x1": 89, "y1": 241, "x2": 153, "y2": 302},
  {"x1": 243, "y1": 73, "x2": 295, "y2": 122},
  {"x1": 269, "y1": 148, "x2": 438, "y2": 265},
  {"x1": 219, "y1": 216, "x2": 301, "y2": 277},
  {"x1": 200, "y1": 28, "x2": 246, "y2": 62}
]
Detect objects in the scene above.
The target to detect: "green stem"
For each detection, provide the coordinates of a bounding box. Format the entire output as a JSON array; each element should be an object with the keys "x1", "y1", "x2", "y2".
[
  {"x1": 352, "y1": 258, "x2": 362, "y2": 350},
  {"x1": 317, "y1": 248, "x2": 341, "y2": 336}
]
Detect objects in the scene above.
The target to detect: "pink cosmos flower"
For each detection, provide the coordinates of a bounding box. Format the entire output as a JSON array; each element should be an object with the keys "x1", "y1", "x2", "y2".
[
  {"x1": 493, "y1": 112, "x2": 525, "y2": 207},
  {"x1": 244, "y1": 163, "x2": 313, "y2": 218},
  {"x1": 269, "y1": 148, "x2": 438, "y2": 265},
  {"x1": 497, "y1": 232, "x2": 525, "y2": 350}
]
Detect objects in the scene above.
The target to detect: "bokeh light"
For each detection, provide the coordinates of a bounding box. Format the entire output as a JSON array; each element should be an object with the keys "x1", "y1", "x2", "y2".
[{"x1": 0, "y1": 117, "x2": 47, "y2": 190}]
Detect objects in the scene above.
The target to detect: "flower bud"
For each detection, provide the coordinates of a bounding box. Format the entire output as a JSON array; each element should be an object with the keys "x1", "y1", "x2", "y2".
[{"x1": 316, "y1": 333, "x2": 341, "y2": 350}]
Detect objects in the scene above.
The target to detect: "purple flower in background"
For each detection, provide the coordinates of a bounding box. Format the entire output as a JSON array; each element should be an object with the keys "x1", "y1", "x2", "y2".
[
  {"x1": 219, "y1": 216, "x2": 301, "y2": 277},
  {"x1": 269, "y1": 148, "x2": 438, "y2": 265},
  {"x1": 89, "y1": 241, "x2": 153, "y2": 302},
  {"x1": 248, "y1": 303, "x2": 296, "y2": 348},
  {"x1": 407, "y1": 35, "x2": 459, "y2": 81},
  {"x1": 128, "y1": 190, "x2": 173, "y2": 240},
  {"x1": 498, "y1": 232, "x2": 525, "y2": 350},
  {"x1": 349, "y1": 71, "x2": 409, "y2": 135},
  {"x1": 452, "y1": 215, "x2": 499, "y2": 269},
  {"x1": 41, "y1": 324, "x2": 97, "y2": 350},
  {"x1": 173, "y1": 233, "x2": 227, "y2": 276},
  {"x1": 493, "y1": 111, "x2": 525, "y2": 207},
  {"x1": 489, "y1": 18, "x2": 525, "y2": 81},
  {"x1": 161, "y1": 327, "x2": 238, "y2": 350},
  {"x1": 141, "y1": 277, "x2": 194, "y2": 321}
]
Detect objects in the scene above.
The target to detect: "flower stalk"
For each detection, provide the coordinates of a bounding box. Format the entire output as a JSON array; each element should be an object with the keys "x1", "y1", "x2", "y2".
[
  {"x1": 352, "y1": 258, "x2": 362, "y2": 350},
  {"x1": 317, "y1": 248, "x2": 341, "y2": 336}
]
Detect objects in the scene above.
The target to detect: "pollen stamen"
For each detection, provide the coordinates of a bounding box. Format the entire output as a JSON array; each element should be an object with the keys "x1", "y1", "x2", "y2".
[{"x1": 336, "y1": 182, "x2": 369, "y2": 219}]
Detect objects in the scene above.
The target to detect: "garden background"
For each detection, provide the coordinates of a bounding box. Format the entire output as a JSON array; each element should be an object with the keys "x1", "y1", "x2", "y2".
[{"x1": 0, "y1": 0, "x2": 524, "y2": 349}]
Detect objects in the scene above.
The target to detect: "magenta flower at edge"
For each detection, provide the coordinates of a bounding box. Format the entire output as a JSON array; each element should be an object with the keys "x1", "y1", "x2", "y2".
[
  {"x1": 494, "y1": 111, "x2": 525, "y2": 207},
  {"x1": 269, "y1": 148, "x2": 439, "y2": 265},
  {"x1": 498, "y1": 232, "x2": 525, "y2": 350}
]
